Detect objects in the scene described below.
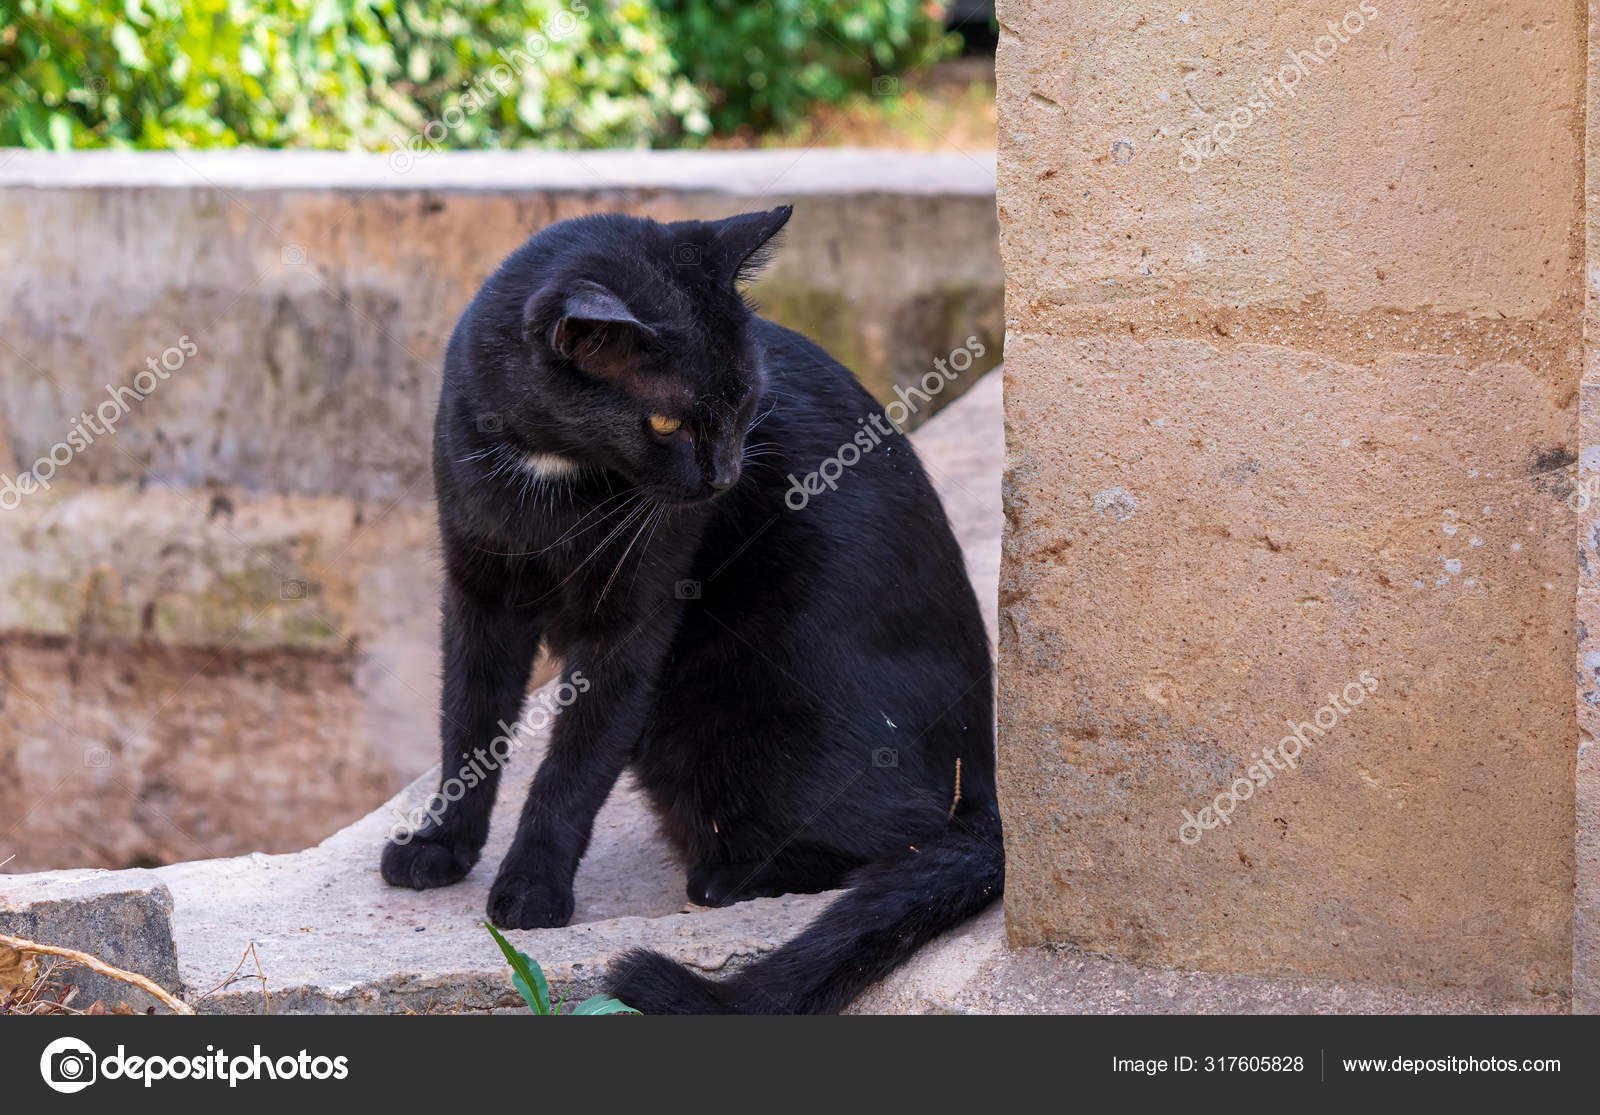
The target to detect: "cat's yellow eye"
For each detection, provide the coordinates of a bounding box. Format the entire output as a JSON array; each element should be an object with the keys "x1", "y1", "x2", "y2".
[{"x1": 648, "y1": 414, "x2": 682, "y2": 436}]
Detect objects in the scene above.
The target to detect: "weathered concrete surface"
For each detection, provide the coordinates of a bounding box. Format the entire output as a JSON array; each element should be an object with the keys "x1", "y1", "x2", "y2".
[
  {"x1": 0, "y1": 489, "x2": 438, "y2": 871},
  {"x1": 0, "y1": 870, "x2": 181, "y2": 1012},
  {"x1": 851, "y1": 908, "x2": 1566, "y2": 1015},
  {"x1": 0, "y1": 149, "x2": 1001, "y2": 872},
  {"x1": 0, "y1": 485, "x2": 565, "y2": 873},
  {"x1": 0, "y1": 372, "x2": 1002, "y2": 1013},
  {"x1": 996, "y1": 0, "x2": 1582, "y2": 1002},
  {"x1": 158, "y1": 751, "x2": 832, "y2": 1013}
]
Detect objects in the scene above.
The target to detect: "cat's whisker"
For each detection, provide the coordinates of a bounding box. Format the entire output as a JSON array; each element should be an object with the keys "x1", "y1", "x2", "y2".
[
  {"x1": 566, "y1": 499, "x2": 653, "y2": 580},
  {"x1": 533, "y1": 486, "x2": 644, "y2": 554},
  {"x1": 574, "y1": 493, "x2": 650, "y2": 555},
  {"x1": 517, "y1": 494, "x2": 655, "y2": 608},
  {"x1": 482, "y1": 444, "x2": 525, "y2": 483},
  {"x1": 747, "y1": 403, "x2": 779, "y2": 432},
  {"x1": 626, "y1": 504, "x2": 670, "y2": 597},
  {"x1": 474, "y1": 486, "x2": 642, "y2": 559},
  {"x1": 515, "y1": 467, "x2": 537, "y2": 508},
  {"x1": 597, "y1": 499, "x2": 661, "y2": 608}
]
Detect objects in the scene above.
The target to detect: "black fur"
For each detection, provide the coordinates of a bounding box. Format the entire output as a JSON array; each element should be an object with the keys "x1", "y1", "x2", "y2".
[{"x1": 380, "y1": 207, "x2": 1000, "y2": 1013}]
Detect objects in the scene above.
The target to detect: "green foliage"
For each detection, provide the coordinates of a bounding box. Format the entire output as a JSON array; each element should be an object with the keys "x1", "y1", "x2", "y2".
[
  {"x1": 655, "y1": 0, "x2": 957, "y2": 133},
  {"x1": 0, "y1": 0, "x2": 956, "y2": 149},
  {"x1": 0, "y1": 0, "x2": 709, "y2": 149},
  {"x1": 485, "y1": 923, "x2": 639, "y2": 1016}
]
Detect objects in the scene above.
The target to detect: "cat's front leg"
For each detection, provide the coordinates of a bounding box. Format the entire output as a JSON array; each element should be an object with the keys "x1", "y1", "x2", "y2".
[
  {"x1": 381, "y1": 577, "x2": 541, "y2": 890},
  {"x1": 487, "y1": 627, "x2": 671, "y2": 929}
]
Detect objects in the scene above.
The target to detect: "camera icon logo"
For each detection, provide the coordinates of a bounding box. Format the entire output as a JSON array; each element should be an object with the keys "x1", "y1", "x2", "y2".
[
  {"x1": 280, "y1": 243, "x2": 307, "y2": 267},
  {"x1": 477, "y1": 413, "x2": 504, "y2": 434},
  {"x1": 84, "y1": 746, "x2": 111, "y2": 769},
  {"x1": 871, "y1": 747, "x2": 898, "y2": 768},
  {"x1": 672, "y1": 243, "x2": 702, "y2": 266},
  {"x1": 871, "y1": 76, "x2": 900, "y2": 97},
  {"x1": 674, "y1": 580, "x2": 702, "y2": 600},
  {"x1": 40, "y1": 1036, "x2": 97, "y2": 1094},
  {"x1": 280, "y1": 580, "x2": 309, "y2": 600}
]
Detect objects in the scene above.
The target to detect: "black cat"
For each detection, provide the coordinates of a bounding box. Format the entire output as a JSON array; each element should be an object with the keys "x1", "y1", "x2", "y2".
[{"x1": 380, "y1": 206, "x2": 1001, "y2": 1014}]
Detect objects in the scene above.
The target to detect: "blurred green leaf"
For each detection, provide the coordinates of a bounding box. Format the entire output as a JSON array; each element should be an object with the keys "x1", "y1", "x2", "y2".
[
  {"x1": 110, "y1": 23, "x2": 150, "y2": 68},
  {"x1": 47, "y1": 111, "x2": 73, "y2": 148},
  {"x1": 484, "y1": 922, "x2": 550, "y2": 1015}
]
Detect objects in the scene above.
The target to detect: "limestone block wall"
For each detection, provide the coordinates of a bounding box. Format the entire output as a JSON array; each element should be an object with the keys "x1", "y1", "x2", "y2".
[
  {"x1": 996, "y1": 0, "x2": 1585, "y2": 1003},
  {"x1": 1578, "y1": 0, "x2": 1600, "y2": 1016},
  {"x1": 0, "y1": 150, "x2": 1002, "y2": 872}
]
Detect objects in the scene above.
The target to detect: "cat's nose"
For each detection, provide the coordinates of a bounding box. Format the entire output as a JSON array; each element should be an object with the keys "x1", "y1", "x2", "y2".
[{"x1": 709, "y1": 465, "x2": 739, "y2": 492}]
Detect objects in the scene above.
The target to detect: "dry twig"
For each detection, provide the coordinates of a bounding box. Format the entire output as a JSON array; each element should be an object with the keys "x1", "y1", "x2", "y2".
[
  {"x1": 198, "y1": 941, "x2": 269, "y2": 1014},
  {"x1": 0, "y1": 932, "x2": 193, "y2": 1015}
]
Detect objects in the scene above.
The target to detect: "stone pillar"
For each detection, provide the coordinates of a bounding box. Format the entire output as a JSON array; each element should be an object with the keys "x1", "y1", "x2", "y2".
[
  {"x1": 1578, "y1": 0, "x2": 1600, "y2": 1016},
  {"x1": 997, "y1": 0, "x2": 1582, "y2": 1001}
]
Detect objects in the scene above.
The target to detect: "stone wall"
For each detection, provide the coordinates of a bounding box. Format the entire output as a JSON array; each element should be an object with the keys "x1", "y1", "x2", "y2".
[
  {"x1": 996, "y1": 0, "x2": 1585, "y2": 1003},
  {"x1": 1578, "y1": 0, "x2": 1600, "y2": 1016},
  {"x1": 0, "y1": 149, "x2": 1002, "y2": 872}
]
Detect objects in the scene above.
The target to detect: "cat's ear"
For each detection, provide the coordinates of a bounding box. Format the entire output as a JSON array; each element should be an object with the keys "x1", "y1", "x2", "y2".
[
  {"x1": 708, "y1": 205, "x2": 793, "y2": 286},
  {"x1": 527, "y1": 280, "x2": 654, "y2": 377}
]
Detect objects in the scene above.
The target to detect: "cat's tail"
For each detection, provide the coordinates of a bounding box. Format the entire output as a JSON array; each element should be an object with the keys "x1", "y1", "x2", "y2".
[{"x1": 606, "y1": 810, "x2": 1003, "y2": 1014}]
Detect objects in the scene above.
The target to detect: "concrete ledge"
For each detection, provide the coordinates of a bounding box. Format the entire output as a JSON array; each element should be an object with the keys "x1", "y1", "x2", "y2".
[
  {"x1": 851, "y1": 908, "x2": 1568, "y2": 1015},
  {"x1": 157, "y1": 757, "x2": 833, "y2": 1013},
  {"x1": 0, "y1": 148, "x2": 997, "y2": 195}
]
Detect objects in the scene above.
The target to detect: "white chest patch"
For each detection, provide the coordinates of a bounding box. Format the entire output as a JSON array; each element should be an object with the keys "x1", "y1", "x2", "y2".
[{"x1": 521, "y1": 452, "x2": 581, "y2": 479}]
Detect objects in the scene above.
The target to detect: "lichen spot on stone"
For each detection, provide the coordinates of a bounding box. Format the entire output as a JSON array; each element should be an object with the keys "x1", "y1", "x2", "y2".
[{"x1": 1093, "y1": 487, "x2": 1138, "y2": 522}]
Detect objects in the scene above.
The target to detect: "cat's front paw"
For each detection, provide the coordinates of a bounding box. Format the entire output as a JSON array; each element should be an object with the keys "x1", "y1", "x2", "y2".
[
  {"x1": 381, "y1": 828, "x2": 480, "y2": 890},
  {"x1": 487, "y1": 873, "x2": 575, "y2": 929}
]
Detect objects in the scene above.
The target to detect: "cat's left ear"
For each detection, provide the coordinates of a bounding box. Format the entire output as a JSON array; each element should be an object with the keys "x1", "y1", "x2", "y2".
[
  {"x1": 526, "y1": 280, "x2": 655, "y2": 378},
  {"x1": 708, "y1": 205, "x2": 793, "y2": 287}
]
